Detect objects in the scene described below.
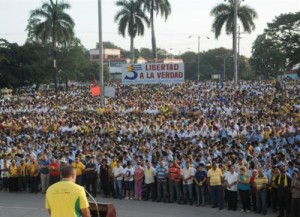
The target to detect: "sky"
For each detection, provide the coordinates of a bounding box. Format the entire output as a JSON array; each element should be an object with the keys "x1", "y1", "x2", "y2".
[{"x1": 0, "y1": 0, "x2": 299, "y2": 57}]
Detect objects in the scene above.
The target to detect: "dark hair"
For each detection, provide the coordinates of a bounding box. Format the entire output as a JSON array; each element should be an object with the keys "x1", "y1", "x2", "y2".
[{"x1": 60, "y1": 165, "x2": 75, "y2": 178}]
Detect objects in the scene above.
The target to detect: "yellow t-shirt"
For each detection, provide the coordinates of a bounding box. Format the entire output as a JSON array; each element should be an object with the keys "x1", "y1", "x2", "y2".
[
  {"x1": 110, "y1": 160, "x2": 117, "y2": 171},
  {"x1": 9, "y1": 165, "x2": 18, "y2": 177},
  {"x1": 45, "y1": 181, "x2": 89, "y2": 217},
  {"x1": 207, "y1": 168, "x2": 223, "y2": 186},
  {"x1": 263, "y1": 130, "x2": 271, "y2": 140},
  {"x1": 254, "y1": 175, "x2": 268, "y2": 189},
  {"x1": 72, "y1": 162, "x2": 85, "y2": 175},
  {"x1": 18, "y1": 163, "x2": 28, "y2": 177},
  {"x1": 28, "y1": 163, "x2": 39, "y2": 177}
]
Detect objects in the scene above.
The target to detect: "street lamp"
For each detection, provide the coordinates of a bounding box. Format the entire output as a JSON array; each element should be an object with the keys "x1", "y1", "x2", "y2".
[
  {"x1": 188, "y1": 35, "x2": 209, "y2": 81},
  {"x1": 98, "y1": 0, "x2": 104, "y2": 107}
]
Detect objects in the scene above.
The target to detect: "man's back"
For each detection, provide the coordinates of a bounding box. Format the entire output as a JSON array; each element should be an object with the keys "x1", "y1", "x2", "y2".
[{"x1": 46, "y1": 180, "x2": 89, "y2": 217}]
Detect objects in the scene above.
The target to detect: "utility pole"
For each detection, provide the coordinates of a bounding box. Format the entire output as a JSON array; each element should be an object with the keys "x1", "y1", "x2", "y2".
[
  {"x1": 188, "y1": 35, "x2": 209, "y2": 81},
  {"x1": 237, "y1": 25, "x2": 246, "y2": 79},
  {"x1": 238, "y1": 25, "x2": 241, "y2": 56},
  {"x1": 233, "y1": 0, "x2": 238, "y2": 87},
  {"x1": 197, "y1": 36, "x2": 200, "y2": 80},
  {"x1": 98, "y1": 0, "x2": 104, "y2": 107}
]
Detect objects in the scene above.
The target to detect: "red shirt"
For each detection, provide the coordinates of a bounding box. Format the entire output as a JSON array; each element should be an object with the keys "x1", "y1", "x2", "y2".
[
  {"x1": 49, "y1": 162, "x2": 60, "y2": 176},
  {"x1": 169, "y1": 166, "x2": 181, "y2": 183},
  {"x1": 250, "y1": 175, "x2": 257, "y2": 193}
]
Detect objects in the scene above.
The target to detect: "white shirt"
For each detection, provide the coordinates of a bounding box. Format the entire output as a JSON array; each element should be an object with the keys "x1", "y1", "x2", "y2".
[
  {"x1": 113, "y1": 166, "x2": 124, "y2": 181},
  {"x1": 0, "y1": 159, "x2": 11, "y2": 178},
  {"x1": 144, "y1": 167, "x2": 156, "y2": 184},
  {"x1": 124, "y1": 167, "x2": 135, "y2": 181},
  {"x1": 225, "y1": 171, "x2": 238, "y2": 191},
  {"x1": 181, "y1": 167, "x2": 194, "y2": 185}
]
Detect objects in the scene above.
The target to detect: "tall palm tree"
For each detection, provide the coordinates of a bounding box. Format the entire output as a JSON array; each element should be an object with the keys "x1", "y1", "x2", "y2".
[
  {"x1": 210, "y1": 0, "x2": 257, "y2": 40},
  {"x1": 115, "y1": 0, "x2": 149, "y2": 62},
  {"x1": 27, "y1": 0, "x2": 75, "y2": 92},
  {"x1": 140, "y1": 0, "x2": 171, "y2": 60}
]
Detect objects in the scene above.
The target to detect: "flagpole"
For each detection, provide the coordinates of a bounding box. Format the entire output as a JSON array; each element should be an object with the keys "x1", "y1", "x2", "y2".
[{"x1": 98, "y1": 0, "x2": 104, "y2": 107}]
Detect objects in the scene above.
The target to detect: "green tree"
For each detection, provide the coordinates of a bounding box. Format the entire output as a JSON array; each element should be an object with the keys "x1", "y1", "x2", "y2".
[
  {"x1": 0, "y1": 40, "x2": 52, "y2": 88},
  {"x1": 115, "y1": 0, "x2": 149, "y2": 62},
  {"x1": 57, "y1": 38, "x2": 89, "y2": 89},
  {"x1": 250, "y1": 12, "x2": 300, "y2": 78},
  {"x1": 210, "y1": 0, "x2": 257, "y2": 45},
  {"x1": 140, "y1": 0, "x2": 171, "y2": 59},
  {"x1": 19, "y1": 42, "x2": 52, "y2": 88},
  {"x1": 156, "y1": 48, "x2": 169, "y2": 59},
  {"x1": 181, "y1": 51, "x2": 197, "y2": 80},
  {"x1": 140, "y1": 47, "x2": 152, "y2": 59},
  {"x1": 81, "y1": 62, "x2": 110, "y2": 83},
  {"x1": 265, "y1": 12, "x2": 300, "y2": 68},
  {"x1": 181, "y1": 47, "x2": 252, "y2": 80},
  {"x1": 103, "y1": 41, "x2": 120, "y2": 49},
  {"x1": 0, "y1": 39, "x2": 10, "y2": 65},
  {"x1": 250, "y1": 34, "x2": 286, "y2": 79},
  {"x1": 0, "y1": 40, "x2": 20, "y2": 87},
  {"x1": 27, "y1": 0, "x2": 75, "y2": 92}
]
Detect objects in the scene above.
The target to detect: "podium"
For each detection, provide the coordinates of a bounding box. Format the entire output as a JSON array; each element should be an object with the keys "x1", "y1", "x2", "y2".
[{"x1": 89, "y1": 202, "x2": 116, "y2": 217}]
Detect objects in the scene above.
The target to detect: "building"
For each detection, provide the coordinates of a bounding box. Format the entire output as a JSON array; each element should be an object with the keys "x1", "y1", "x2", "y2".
[
  {"x1": 105, "y1": 58, "x2": 131, "y2": 81},
  {"x1": 89, "y1": 48, "x2": 128, "y2": 80},
  {"x1": 281, "y1": 64, "x2": 299, "y2": 80},
  {"x1": 281, "y1": 70, "x2": 299, "y2": 79},
  {"x1": 89, "y1": 48, "x2": 121, "y2": 60}
]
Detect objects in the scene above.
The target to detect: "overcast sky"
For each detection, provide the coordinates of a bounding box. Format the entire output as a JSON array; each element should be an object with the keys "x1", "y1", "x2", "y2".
[{"x1": 0, "y1": 0, "x2": 299, "y2": 57}]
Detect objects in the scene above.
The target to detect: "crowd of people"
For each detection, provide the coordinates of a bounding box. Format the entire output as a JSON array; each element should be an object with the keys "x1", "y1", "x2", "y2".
[{"x1": 0, "y1": 79, "x2": 300, "y2": 217}]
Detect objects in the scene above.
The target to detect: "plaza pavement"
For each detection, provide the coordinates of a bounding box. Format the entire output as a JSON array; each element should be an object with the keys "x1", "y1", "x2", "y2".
[{"x1": 0, "y1": 192, "x2": 277, "y2": 217}]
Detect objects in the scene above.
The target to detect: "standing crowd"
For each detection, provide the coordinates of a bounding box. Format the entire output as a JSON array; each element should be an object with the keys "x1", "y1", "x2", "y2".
[{"x1": 0, "y1": 80, "x2": 300, "y2": 217}]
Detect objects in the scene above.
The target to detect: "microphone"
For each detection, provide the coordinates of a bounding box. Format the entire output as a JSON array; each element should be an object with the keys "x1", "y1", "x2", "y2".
[{"x1": 85, "y1": 188, "x2": 100, "y2": 217}]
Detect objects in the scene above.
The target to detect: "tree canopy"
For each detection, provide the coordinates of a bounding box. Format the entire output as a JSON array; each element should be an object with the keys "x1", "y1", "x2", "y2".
[
  {"x1": 250, "y1": 12, "x2": 300, "y2": 78},
  {"x1": 115, "y1": 0, "x2": 149, "y2": 62},
  {"x1": 140, "y1": 0, "x2": 171, "y2": 59},
  {"x1": 210, "y1": 0, "x2": 257, "y2": 39}
]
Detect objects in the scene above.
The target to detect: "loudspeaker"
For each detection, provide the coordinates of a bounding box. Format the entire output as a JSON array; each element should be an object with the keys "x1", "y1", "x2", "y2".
[{"x1": 89, "y1": 202, "x2": 116, "y2": 217}]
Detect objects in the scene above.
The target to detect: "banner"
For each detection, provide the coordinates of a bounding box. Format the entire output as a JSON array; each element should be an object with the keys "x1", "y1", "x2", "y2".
[
  {"x1": 104, "y1": 86, "x2": 116, "y2": 97},
  {"x1": 122, "y1": 63, "x2": 184, "y2": 84}
]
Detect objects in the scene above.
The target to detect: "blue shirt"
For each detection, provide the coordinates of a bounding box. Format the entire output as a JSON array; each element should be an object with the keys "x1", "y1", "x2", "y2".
[
  {"x1": 237, "y1": 174, "x2": 250, "y2": 190},
  {"x1": 195, "y1": 170, "x2": 207, "y2": 182},
  {"x1": 39, "y1": 159, "x2": 50, "y2": 174},
  {"x1": 156, "y1": 166, "x2": 168, "y2": 181}
]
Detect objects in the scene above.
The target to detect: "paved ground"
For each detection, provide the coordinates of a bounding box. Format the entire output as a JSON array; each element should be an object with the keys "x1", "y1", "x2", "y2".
[{"x1": 0, "y1": 192, "x2": 277, "y2": 217}]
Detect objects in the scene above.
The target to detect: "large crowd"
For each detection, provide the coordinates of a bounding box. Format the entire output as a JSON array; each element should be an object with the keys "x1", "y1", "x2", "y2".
[{"x1": 0, "y1": 79, "x2": 299, "y2": 217}]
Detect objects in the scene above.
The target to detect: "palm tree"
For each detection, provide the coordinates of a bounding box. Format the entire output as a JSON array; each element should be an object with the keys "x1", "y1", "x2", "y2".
[
  {"x1": 115, "y1": 0, "x2": 149, "y2": 62},
  {"x1": 140, "y1": 0, "x2": 171, "y2": 60},
  {"x1": 210, "y1": 0, "x2": 257, "y2": 40},
  {"x1": 27, "y1": 0, "x2": 75, "y2": 92}
]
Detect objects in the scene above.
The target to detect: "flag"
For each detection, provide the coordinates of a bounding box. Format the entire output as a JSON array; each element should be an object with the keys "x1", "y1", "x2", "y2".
[
  {"x1": 92, "y1": 75, "x2": 97, "y2": 86},
  {"x1": 91, "y1": 85, "x2": 101, "y2": 96}
]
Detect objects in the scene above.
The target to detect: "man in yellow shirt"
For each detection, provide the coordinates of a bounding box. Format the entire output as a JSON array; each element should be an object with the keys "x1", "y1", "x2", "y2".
[
  {"x1": 254, "y1": 168, "x2": 268, "y2": 215},
  {"x1": 207, "y1": 162, "x2": 224, "y2": 210},
  {"x1": 45, "y1": 165, "x2": 90, "y2": 217},
  {"x1": 18, "y1": 159, "x2": 28, "y2": 192},
  {"x1": 109, "y1": 156, "x2": 118, "y2": 196},
  {"x1": 28, "y1": 158, "x2": 39, "y2": 193},
  {"x1": 8, "y1": 159, "x2": 19, "y2": 192},
  {"x1": 72, "y1": 157, "x2": 85, "y2": 186}
]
